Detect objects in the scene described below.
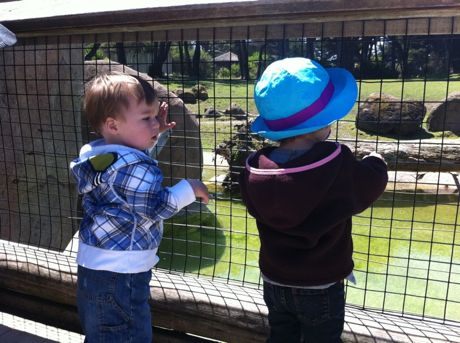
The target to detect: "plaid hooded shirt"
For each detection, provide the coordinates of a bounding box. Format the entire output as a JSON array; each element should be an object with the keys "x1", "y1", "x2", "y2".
[{"x1": 70, "y1": 139, "x2": 195, "y2": 273}]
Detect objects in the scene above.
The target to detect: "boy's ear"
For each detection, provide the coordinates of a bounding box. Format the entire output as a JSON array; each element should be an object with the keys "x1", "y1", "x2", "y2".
[{"x1": 103, "y1": 117, "x2": 119, "y2": 134}]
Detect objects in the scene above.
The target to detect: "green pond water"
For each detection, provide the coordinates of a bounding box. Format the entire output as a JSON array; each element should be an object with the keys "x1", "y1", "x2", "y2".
[{"x1": 158, "y1": 190, "x2": 460, "y2": 321}]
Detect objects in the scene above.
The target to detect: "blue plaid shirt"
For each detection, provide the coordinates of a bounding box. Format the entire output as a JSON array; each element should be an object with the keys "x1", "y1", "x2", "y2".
[{"x1": 70, "y1": 140, "x2": 192, "y2": 254}]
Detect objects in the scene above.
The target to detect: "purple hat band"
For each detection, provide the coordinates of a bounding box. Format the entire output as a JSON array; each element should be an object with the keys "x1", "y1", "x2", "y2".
[{"x1": 263, "y1": 80, "x2": 335, "y2": 131}]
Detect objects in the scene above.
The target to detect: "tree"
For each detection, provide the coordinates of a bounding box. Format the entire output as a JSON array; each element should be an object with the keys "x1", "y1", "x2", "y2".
[
  {"x1": 235, "y1": 40, "x2": 250, "y2": 80},
  {"x1": 183, "y1": 41, "x2": 193, "y2": 76},
  {"x1": 115, "y1": 42, "x2": 127, "y2": 65},
  {"x1": 192, "y1": 41, "x2": 201, "y2": 79},
  {"x1": 148, "y1": 42, "x2": 172, "y2": 78},
  {"x1": 305, "y1": 38, "x2": 315, "y2": 59},
  {"x1": 256, "y1": 43, "x2": 267, "y2": 80},
  {"x1": 84, "y1": 43, "x2": 101, "y2": 61},
  {"x1": 452, "y1": 38, "x2": 460, "y2": 73},
  {"x1": 337, "y1": 37, "x2": 359, "y2": 72}
]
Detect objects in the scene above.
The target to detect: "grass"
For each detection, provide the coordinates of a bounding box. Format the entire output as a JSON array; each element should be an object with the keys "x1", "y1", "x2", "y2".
[{"x1": 156, "y1": 77, "x2": 460, "y2": 321}]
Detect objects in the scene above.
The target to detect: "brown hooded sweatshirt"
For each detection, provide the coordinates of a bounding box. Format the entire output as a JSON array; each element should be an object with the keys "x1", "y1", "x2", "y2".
[{"x1": 239, "y1": 141, "x2": 388, "y2": 286}]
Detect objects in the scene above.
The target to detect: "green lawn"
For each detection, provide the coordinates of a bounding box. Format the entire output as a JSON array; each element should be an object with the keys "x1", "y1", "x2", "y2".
[{"x1": 157, "y1": 191, "x2": 460, "y2": 321}]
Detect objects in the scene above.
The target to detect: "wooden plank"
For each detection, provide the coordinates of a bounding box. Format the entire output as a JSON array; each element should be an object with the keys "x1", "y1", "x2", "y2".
[
  {"x1": 2, "y1": 0, "x2": 460, "y2": 38},
  {"x1": 12, "y1": 16, "x2": 460, "y2": 47}
]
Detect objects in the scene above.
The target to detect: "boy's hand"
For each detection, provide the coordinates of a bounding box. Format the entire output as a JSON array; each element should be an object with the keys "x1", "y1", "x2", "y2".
[
  {"x1": 158, "y1": 101, "x2": 176, "y2": 133},
  {"x1": 187, "y1": 179, "x2": 209, "y2": 204}
]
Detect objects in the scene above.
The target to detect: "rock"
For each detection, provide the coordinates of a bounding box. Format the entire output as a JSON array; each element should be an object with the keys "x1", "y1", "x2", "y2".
[
  {"x1": 426, "y1": 92, "x2": 460, "y2": 133},
  {"x1": 174, "y1": 89, "x2": 196, "y2": 104},
  {"x1": 204, "y1": 108, "x2": 221, "y2": 118},
  {"x1": 192, "y1": 84, "x2": 209, "y2": 101},
  {"x1": 0, "y1": 41, "x2": 83, "y2": 250},
  {"x1": 224, "y1": 103, "x2": 247, "y2": 119},
  {"x1": 356, "y1": 92, "x2": 426, "y2": 136}
]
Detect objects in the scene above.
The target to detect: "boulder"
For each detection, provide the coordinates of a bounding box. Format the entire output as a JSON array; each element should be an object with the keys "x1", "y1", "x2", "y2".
[
  {"x1": 174, "y1": 89, "x2": 197, "y2": 104},
  {"x1": 426, "y1": 92, "x2": 460, "y2": 133},
  {"x1": 356, "y1": 93, "x2": 426, "y2": 136},
  {"x1": 204, "y1": 107, "x2": 221, "y2": 118},
  {"x1": 192, "y1": 84, "x2": 209, "y2": 101},
  {"x1": 224, "y1": 103, "x2": 247, "y2": 120},
  {"x1": 0, "y1": 41, "x2": 83, "y2": 250}
]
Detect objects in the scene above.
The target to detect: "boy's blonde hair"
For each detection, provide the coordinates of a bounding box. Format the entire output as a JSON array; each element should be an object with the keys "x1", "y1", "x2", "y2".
[{"x1": 84, "y1": 72, "x2": 156, "y2": 132}]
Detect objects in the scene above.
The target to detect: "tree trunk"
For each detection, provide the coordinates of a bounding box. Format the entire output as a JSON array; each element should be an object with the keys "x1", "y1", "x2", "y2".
[
  {"x1": 192, "y1": 41, "x2": 201, "y2": 79},
  {"x1": 178, "y1": 42, "x2": 186, "y2": 75},
  {"x1": 183, "y1": 41, "x2": 193, "y2": 77},
  {"x1": 115, "y1": 42, "x2": 127, "y2": 65},
  {"x1": 390, "y1": 38, "x2": 397, "y2": 76},
  {"x1": 339, "y1": 38, "x2": 357, "y2": 71},
  {"x1": 305, "y1": 38, "x2": 315, "y2": 59},
  {"x1": 149, "y1": 41, "x2": 172, "y2": 78},
  {"x1": 237, "y1": 40, "x2": 249, "y2": 80},
  {"x1": 256, "y1": 43, "x2": 266, "y2": 79},
  {"x1": 452, "y1": 39, "x2": 460, "y2": 73},
  {"x1": 396, "y1": 38, "x2": 409, "y2": 78},
  {"x1": 278, "y1": 39, "x2": 289, "y2": 58}
]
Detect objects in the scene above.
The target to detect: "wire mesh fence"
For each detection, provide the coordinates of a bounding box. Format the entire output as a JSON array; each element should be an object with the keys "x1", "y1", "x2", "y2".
[{"x1": 1, "y1": 16, "x2": 460, "y2": 326}]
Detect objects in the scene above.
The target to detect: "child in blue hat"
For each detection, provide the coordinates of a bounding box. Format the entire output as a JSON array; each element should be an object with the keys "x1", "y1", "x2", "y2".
[{"x1": 239, "y1": 58, "x2": 388, "y2": 342}]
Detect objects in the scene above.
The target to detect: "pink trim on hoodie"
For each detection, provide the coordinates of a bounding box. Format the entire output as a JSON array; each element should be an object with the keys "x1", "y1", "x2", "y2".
[{"x1": 246, "y1": 143, "x2": 341, "y2": 175}]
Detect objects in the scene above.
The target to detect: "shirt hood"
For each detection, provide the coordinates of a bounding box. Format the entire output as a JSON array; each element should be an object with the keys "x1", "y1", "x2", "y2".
[
  {"x1": 70, "y1": 139, "x2": 155, "y2": 194},
  {"x1": 241, "y1": 141, "x2": 343, "y2": 229}
]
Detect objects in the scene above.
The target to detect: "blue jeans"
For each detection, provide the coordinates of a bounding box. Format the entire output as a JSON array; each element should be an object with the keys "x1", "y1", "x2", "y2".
[
  {"x1": 77, "y1": 265, "x2": 153, "y2": 343},
  {"x1": 263, "y1": 281, "x2": 345, "y2": 343}
]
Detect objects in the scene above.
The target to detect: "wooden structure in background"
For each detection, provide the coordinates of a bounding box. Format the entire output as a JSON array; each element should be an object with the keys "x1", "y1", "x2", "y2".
[{"x1": 2, "y1": 0, "x2": 460, "y2": 38}]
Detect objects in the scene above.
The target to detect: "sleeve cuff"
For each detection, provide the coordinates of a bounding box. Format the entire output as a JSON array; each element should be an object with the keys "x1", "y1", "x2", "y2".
[{"x1": 168, "y1": 179, "x2": 196, "y2": 210}]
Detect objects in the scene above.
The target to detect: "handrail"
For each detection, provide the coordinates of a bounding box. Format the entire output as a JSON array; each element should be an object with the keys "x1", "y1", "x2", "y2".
[{"x1": 2, "y1": 0, "x2": 460, "y2": 37}]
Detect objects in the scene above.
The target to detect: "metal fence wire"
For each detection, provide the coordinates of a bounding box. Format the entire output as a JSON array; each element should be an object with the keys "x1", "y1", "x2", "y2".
[{"x1": 1, "y1": 18, "x2": 460, "y2": 325}]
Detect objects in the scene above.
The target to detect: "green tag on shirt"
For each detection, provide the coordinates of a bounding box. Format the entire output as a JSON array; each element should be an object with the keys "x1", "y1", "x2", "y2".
[{"x1": 89, "y1": 153, "x2": 117, "y2": 172}]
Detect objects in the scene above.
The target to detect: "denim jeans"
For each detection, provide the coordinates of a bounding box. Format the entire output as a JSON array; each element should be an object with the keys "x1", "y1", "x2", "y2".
[
  {"x1": 263, "y1": 281, "x2": 345, "y2": 343},
  {"x1": 77, "y1": 265, "x2": 152, "y2": 343}
]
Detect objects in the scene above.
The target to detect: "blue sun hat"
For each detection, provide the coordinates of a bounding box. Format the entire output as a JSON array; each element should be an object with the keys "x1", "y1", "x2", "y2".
[{"x1": 252, "y1": 57, "x2": 357, "y2": 141}]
